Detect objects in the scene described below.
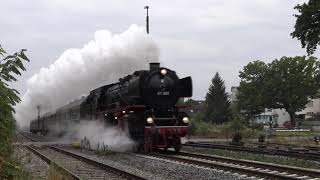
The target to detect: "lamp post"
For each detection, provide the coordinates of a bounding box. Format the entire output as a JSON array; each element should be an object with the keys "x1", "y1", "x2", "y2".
[
  {"x1": 37, "y1": 105, "x2": 40, "y2": 131},
  {"x1": 144, "y1": 5, "x2": 149, "y2": 34}
]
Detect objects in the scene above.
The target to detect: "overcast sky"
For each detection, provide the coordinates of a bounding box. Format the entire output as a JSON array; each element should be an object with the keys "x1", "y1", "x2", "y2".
[{"x1": 1, "y1": 0, "x2": 310, "y2": 100}]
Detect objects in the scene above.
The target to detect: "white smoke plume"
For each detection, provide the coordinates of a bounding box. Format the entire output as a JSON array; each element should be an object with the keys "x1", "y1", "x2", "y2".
[
  {"x1": 61, "y1": 121, "x2": 135, "y2": 152},
  {"x1": 14, "y1": 24, "x2": 159, "y2": 128}
]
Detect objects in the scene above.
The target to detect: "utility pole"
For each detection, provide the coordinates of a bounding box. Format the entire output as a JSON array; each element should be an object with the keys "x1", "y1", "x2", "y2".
[
  {"x1": 37, "y1": 105, "x2": 40, "y2": 132},
  {"x1": 144, "y1": 5, "x2": 149, "y2": 34}
]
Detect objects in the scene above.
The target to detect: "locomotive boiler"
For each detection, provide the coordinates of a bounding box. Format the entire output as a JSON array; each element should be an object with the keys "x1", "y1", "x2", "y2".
[{"x1": 30, "y1": 62, "x2": 192, "y2": 152}]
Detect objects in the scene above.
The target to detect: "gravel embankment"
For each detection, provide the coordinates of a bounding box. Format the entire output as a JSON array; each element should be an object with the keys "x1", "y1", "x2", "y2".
[
  {"x1": 13, "y1": 145, "x2": 49, "y2": 180},
  {"x1": 63, "y1": 146, "x2": 253, "y2": 180},
  {"x1": 36, "y1": 146, "x2": 126, "y2": 180},
  {"x1": 13, "y1": 132, "x2": 32, "y2": 143}
]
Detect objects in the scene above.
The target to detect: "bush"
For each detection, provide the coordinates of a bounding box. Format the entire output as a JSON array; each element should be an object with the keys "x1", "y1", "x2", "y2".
[
  {"x1": 0, "y1": 45, "x2": 29, "y2": 178},
  {"x1": 251, "y1": 123, "x2": 264, "y2": 131},
  {"x1": 241, "y1": 128, "x2": 261, "y2": 138},
  {"x1": 189, "y1": 113, "x2": 263, "y2": 139},
  {"x1": 0, "y1": 113, "x2": 15, "y2": 157},
  {"x1": 0, "y1": 149, "x2": 31, "y2": 180},
  {"x1": 189, "y1": 113, "x2": 219, "y2": 137},
  {"x1": 0, "y1": 112, "x2": 16, "y2": 178},
  {"x1": 231, "y1": 132, "x2": 244, "y2": 145},
  {"x1": 194, "y1": 121, "x2": 212, "y2": 136},
  {"x1": 221, "y1": 118, "x2": 244, "y2": 138}
]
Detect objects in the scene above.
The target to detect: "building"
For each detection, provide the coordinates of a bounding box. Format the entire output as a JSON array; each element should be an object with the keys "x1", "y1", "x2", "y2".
[
  {"x1": 299, "y1": 99, "x2": 320, "y2": 130},
  {"x1": 299, "y1": 99, "x2": 320, "y2": 119},
  {"x1": 230, "y1": 86, "x2": 239, "y2": 102},
  {"x1": 184, "y1": 99, "x2": 205, "y2": 114},
  {"x1": 254, "y1": 109, "x2": 289, "y2": 127},
  {"x1": 230, "y1": 86, "x2": 320, "y2": 129}
]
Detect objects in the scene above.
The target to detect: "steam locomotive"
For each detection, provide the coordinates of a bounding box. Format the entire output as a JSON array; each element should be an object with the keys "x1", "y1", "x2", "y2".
[{"x1": 30, "y1": 62, "x2": 192, "y2": 152}]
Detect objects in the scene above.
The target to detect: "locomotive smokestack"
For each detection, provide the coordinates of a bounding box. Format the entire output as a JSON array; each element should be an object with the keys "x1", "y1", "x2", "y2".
[{"x1": 149, "y1": 62, "x2": 160, "y2": 71}]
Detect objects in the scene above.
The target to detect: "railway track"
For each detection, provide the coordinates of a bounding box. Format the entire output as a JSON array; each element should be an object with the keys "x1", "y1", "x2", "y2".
[
  {"x1": 184, "y1": 142, "x2": 320, "y2": 161},
  {"x1": 26, "y1": 145, "x2": 81, "y2": 179},
  {"x1": 20, "y1": 132, "x2": 320, "y2": 179},
  {"x1": 19, "y1": 132, "x2": 147, "y2": 179},
  {"x1": 18, "y1": 131, "x2": 45, "y2": 142},
  {"x1": 145, "y1": 150, "x2": 320, "y2": 180},
  {"x1": 255, "y1": 142, "x2": 320, "y2": 152},
  {"x1": 26, "y1": 145, "x2": 146, "y2": 180},
  {"x1": 14, "y1": 131, "x2": 32, "y2": 143}
]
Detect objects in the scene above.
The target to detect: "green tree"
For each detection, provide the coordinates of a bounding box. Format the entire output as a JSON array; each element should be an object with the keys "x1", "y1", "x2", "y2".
[
  {"x1": 0, "y1": 46, "x2": 29, "y2": 114},
  {"x1": 0, "y1": 45, "x2": 29, "y2": 178},
  {"x1": 267, "y1": 56, "x2": 320, "y2": 126},
  {"x1": 238, "y1": 61, "x2": 268, "y2": 122},
  {"x1": 238, "y1": 56, "x2": 320, "y2": 127},
  {"x1": 291, "y1": 0, "x2": 320, "y2": 55},
  {"x1": 205, "y1": 72, "x2": 232, "y2": 124}
]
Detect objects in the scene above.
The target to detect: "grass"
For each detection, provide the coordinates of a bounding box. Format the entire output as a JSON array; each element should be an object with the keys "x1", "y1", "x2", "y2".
[
  {"x1": 48, "y1": 163, "x2": 73, "y2": 180},
  {"x1": 0, "y1": 155, "x2": 32, "y2": 180},
  {"x1": 184, "y1": 147, "x2": 320, "y2": 169},
  {"x1": 273, "y1": 131, "x2": 320, "y2": 137},
  {"x1": 71, "y1": 141, "x2": 81, "y2": 149},
  {"x1": 190, "y1": 128, "x2": 262, "y2": 140},
  {"x1": 189, "y1": 117, "x2": 320, "y2": 146},
  {"x1": 77, "y1": 138, "x2": 116, "y2": 156},
  {"x1": 269, "y1": 136, "x2": 318, "y2": 146},
  {"x1": 189, "y1": 114, "x2": 264, "y2": 139},
  {"x1": 94, "y1": 142, "x2": 115, "y2": 156},
  {"x1": 95, "y1": 149, "x2": 115, "y2": 156}
]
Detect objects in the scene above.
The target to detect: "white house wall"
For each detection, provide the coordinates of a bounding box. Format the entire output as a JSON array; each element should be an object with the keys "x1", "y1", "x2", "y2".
[
  {"x1": 298, "y1": 98, "x2": 320, "y2": 118},
  {"x1": 273, "y1": 109, "x2": 290, "y2": 126}
]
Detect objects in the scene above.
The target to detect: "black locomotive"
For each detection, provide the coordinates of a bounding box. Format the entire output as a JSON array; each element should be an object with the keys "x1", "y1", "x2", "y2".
[{"x1": 30, "y1": 62, "x2": 192, "y2": 151}]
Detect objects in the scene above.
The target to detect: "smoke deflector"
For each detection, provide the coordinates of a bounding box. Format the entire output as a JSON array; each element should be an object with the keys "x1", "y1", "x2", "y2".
[{"x1": 178, "y1": 76, "x2": 193, "y2": 97}]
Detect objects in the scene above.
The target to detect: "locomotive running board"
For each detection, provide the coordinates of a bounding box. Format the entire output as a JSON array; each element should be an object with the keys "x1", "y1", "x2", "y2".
[{"x1": 144, "y1": 126, "x2": 188, "y2": 128}]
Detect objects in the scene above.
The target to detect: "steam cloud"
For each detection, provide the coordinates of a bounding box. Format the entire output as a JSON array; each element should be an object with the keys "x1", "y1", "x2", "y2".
[
  {"x1": 14, "y1": 25, "x2": 159, "y2": 151},
  {"x1": 15, "y1": 24, "x2": 159, "y2": 128},
  {"x1": 61, "y1": 121, "x2": 135, "y2": 152}
]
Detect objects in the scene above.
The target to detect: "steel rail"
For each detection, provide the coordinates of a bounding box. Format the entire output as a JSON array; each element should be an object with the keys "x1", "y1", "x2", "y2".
[
  {"x1": 18, "y1": 131, "x2": 37, "y2": 142},
  {"x1": 183, "y1": 142, "x2": 320, "y2": 161},
  {"x1": 147, "y1": 150, "x2": 320, "y2": 179},
  {"x1": 50, "y1": 146, "x2": 146, "y2": 180},
  {"x1": 26, "y1": 145, "x2": 82, "y2": 180},
  {"x1": 177, "y1": 151, "x2": 320, "y2": 178}
]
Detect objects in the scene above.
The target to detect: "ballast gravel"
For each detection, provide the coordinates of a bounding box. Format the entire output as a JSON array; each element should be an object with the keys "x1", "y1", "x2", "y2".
[
  {"x1": 13, "y1": 145, "x2": 49, "y2": 180},
  {"x1": 63, "y1": 146, "x2": 253, "y2": 180}
]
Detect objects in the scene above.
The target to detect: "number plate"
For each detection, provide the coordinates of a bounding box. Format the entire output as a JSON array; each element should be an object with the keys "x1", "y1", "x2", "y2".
[{"x1": 157, "y1": 91, "x2": 170, "y2": 96}]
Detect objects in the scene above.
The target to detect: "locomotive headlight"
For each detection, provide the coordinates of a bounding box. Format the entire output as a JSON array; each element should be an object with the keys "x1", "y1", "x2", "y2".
[
  {"x1": 182, "y1": 117, "x2": 189, "y2": 123},
  {"x1": 160, "y1": 69, "x2": 167, "y2": 75},
  {"x1": 146, "y1": 117, "x2": 154, "y2": 124}
]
